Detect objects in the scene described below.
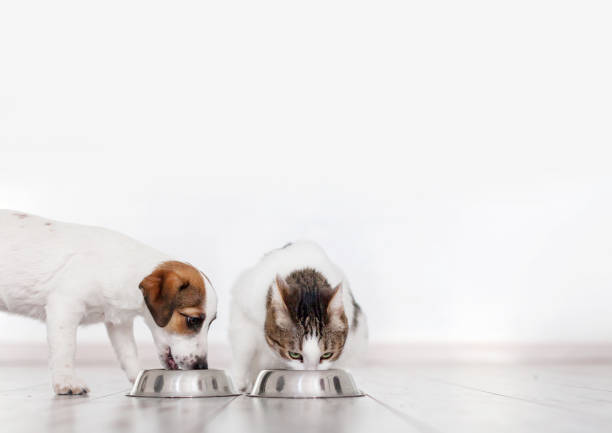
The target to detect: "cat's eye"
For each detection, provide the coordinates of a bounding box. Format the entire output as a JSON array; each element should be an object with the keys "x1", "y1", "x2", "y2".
[
  {"x1": 180, "y1": 313, "x2": 205, "y2": 332},
  {"x1": 321, "y1": 352, "x2": 333, "y2": 360},
  {"x1": 288, "y1": 351, "x2": 303, "y2": 361}
]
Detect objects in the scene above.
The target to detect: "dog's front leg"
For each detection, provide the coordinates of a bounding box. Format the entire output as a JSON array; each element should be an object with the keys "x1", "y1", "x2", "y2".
[
  {"x1": 45, "y1": 297, "x2": 89, "y2": 395},
  {"x1": 105, "y1": 319, "x2": 140, "y2": 382}
]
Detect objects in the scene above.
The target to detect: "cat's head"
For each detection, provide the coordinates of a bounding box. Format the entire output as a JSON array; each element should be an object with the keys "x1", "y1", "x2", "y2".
[{"x1": 264, "y1": 269, "x2": 349, "y2": 370}]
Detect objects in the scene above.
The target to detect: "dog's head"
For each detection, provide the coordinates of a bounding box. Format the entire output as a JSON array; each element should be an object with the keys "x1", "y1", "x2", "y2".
[{"x1": 139, "y1": 261, "x2": 217, "y2": 370}]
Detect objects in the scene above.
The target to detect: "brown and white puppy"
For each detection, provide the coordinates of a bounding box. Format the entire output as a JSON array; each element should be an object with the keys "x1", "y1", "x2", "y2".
[
  {"x1": 0, "y1": 210, "x2": 217, "y2": 395},
  {"x1": 140, "y1": 261, "x2": 217, "y2": 371}
]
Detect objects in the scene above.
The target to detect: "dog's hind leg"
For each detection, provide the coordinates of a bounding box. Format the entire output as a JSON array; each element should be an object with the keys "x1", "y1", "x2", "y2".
[
  {"x1": 45, "y1": 296, "x2": 89, "y2": 395},
  {"x1": 105, "y1": 319, "x2": 140, "y2": 383}
]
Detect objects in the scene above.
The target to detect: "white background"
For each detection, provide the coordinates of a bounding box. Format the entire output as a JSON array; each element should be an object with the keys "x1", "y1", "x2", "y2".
[{"x1": 1, "y1": 1, "x2": 611, "y2": 347}]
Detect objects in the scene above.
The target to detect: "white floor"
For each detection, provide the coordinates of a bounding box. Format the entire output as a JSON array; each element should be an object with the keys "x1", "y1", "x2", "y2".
[{"x1": 2, "y1": 359, "x2": 612, "y2": 433}]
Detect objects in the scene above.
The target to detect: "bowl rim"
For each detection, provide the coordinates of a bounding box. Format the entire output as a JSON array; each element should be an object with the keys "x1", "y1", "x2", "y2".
[
  {"x1": 247, "y1": 368, "x2": 365, "y2": 399},
  {"x1": 126, "y1": 368, "x2": 241, "y2": 398}
]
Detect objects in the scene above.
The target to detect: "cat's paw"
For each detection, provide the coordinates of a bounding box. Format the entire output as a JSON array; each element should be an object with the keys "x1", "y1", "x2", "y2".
[
  {"x1": 235, "y1": 378, "x2": 250, "y2": 393},
  {"x1": 52, "y1": 375, "x2": 90, "y2": 395}
]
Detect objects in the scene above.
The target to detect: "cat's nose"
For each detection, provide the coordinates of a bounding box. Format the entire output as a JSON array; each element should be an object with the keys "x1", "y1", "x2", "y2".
[
  {"x1": 303, "y1": 360, "x2": 319, "y2": 370},
  {"x1": 192, "y1": 356, "x2": 208, "y2": 370}
]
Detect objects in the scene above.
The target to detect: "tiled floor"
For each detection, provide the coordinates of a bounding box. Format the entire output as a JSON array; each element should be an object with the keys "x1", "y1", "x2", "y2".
[{"x1": 1, "y1": 362, "x2": 612, "y2": 432}]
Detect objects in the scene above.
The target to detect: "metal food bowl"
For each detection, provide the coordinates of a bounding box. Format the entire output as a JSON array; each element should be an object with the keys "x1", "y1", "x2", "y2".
[
  {"x1": 127, "y1": 369, "x2": 239, "y2": 398},
  {"x1": 248, "y1": 369, "x2": 364, "y2": 398}
]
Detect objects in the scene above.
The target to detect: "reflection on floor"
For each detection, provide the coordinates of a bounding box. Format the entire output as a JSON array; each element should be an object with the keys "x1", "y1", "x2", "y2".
[{"x1": 1, "y1": 360, "x2": 612, "y2": 432}]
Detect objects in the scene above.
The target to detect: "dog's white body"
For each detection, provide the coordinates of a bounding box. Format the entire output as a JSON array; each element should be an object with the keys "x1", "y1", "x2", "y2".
[
  {"x1": 0, "y1": 210, "x2": 216, "y2": 394},
  {"x1": 229, "y1": 241, "x2": 368, "y2": 391},
  {"x1": 0, "y1": 211, "x2": 169, "y2": 324}
]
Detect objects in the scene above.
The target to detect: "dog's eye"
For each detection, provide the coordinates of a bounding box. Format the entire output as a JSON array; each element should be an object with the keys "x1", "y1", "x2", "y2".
[
  {"x1": 183, "y1": 314, "x2": 204, "y2": 331},
  {"x1": 320, "y1": 352, "x2": 333, "y2": 360},
  {"x1": 288, "y1": 351, "x2": 303, "y2": 361}
]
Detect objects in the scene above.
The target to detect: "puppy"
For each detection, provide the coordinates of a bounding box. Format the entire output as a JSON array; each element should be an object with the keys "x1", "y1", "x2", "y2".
[{"x1": 0, "y1": 210, "x2": 217, "y2": 395}]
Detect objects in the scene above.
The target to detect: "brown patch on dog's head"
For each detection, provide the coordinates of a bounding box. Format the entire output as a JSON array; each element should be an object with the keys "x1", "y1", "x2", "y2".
[{"x1": 139, "y1": 261, "x2": 207, "y2": 332}]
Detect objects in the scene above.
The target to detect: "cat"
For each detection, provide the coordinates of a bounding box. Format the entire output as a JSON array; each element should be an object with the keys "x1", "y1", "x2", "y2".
[{"x1": 229, "y1": 241, "x2": 367, "y2": 391}]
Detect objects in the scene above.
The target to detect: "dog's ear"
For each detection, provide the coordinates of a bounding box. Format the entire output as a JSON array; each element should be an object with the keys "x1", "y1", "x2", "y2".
[{"x1": 139, "y1": 269, "x2": 185, "y2": 327}]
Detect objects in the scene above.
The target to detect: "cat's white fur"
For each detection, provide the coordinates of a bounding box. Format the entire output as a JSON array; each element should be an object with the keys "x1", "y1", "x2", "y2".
[
  {"x1": 0, "y1": 210, "x2": 217, "y2": 394},
  {"x1": 229, "y1": 241, "x2": 367, "y2": 391}
]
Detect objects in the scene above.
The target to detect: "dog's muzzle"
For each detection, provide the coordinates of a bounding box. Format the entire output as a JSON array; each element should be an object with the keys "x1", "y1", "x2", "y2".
[{"x1": 192, "y1": 356, "x2": 208, "y2": 370}]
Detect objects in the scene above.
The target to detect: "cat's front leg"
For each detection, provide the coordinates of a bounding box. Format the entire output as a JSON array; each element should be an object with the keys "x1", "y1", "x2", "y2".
[
  {"x1": 105, "y1": 319, "x2": 140, "y2": 382},
  {"x1": 229, "y1": 321, "x2": 258, "y2": 392},
  {"x1": 45, "y1": 296, "x2": 89, "y2": 395},
  {"x1": 232, "y1": 350, "x2": 257, "y2": 392},
  {"x1": 235, "y1": 372, "x2": 255, "y2": 393}
]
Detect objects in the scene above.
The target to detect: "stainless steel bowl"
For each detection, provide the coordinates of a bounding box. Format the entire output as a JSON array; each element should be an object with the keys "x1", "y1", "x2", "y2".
[
  {"x1": 248, "y1": 369, "x2": 364, "y2": 398},
  {"x1": 127, "y1": 369, "x2": 239, "y2": 398}
]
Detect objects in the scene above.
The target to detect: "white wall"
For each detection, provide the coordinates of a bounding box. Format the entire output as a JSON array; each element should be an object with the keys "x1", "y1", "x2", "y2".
[{"x1": 1, "y1": 1, "x2": 611, "y2": 345}]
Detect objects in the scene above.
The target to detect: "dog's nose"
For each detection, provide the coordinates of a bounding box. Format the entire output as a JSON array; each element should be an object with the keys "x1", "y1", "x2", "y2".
[{"x1": 193, "y1": 357, "x2": 208, "y2": 370}]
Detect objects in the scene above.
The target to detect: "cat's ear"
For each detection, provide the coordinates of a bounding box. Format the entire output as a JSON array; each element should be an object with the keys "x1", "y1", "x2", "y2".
[
  {"x1": 273, "y1": 275, "x2": 290, "y2": 305},
  {"x1": 271, "y1": 275, "x2": 292, "y2": 329},
  {"x1": 327, "y1": 282, "x2": 345, "y2": 316},
  {"x1": 327, "y1": 282, "x2": 347, "y2": 330}
]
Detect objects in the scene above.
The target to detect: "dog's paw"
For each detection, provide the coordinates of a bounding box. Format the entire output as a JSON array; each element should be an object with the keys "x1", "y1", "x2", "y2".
[
  {"x1": 124, "y1": 364, "x2": 141, "y2": 384},
  {"x1": 126, "y1": 370, "x2": 140, "y2": 384},
  {"x1": 52, "y1": 375, "x2": 90, "y2": 395}
]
